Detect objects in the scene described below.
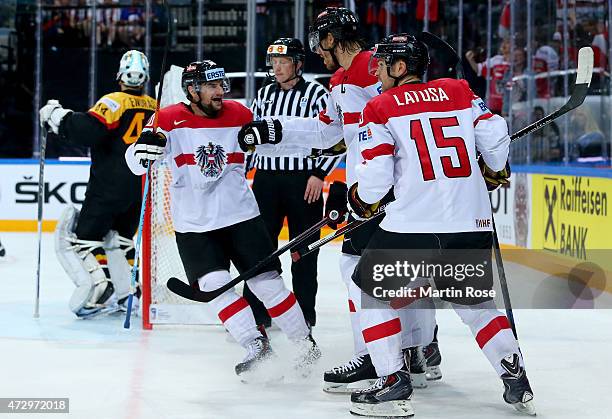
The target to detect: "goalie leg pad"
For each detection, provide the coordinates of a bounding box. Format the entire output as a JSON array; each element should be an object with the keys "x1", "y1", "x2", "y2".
[
  {"x1": 103, "y1": 230, "x2": 135, "y2": 299},
  {"x1": 104, "y1": 230, "x2": 138, "y2": 313},
  {"x1": 55, "y1": 206, "x2": 118, "y2": 316}
]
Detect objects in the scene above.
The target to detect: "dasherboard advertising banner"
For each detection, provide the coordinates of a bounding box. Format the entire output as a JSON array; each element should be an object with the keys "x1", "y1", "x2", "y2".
[
  {"x1": 0, "y1": 162, "x2": 90, "y2": 230},
  {"x1": 531, "y1": 173, "x2": 612, "y2": 270},
  {"x1": 490, "y1": 172, "x2": 532, "y2": 248}
]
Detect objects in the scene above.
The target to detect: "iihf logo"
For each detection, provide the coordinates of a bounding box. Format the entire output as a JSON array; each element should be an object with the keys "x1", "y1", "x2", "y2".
[{"x1": 196, "y1": 142, "x2": 226, "y2": 180}]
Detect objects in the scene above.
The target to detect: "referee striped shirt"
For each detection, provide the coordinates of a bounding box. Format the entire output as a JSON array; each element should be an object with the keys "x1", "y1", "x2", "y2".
[{"x1": 246, "y1": 77, "x2": 342, "y2": 177}]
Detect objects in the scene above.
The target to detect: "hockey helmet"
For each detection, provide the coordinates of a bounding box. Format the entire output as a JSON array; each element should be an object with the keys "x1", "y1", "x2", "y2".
[
  {"x1": 308, "y1": 7, "x2": 359, "y2": 53},
  {"x1": 117, "y1": 50, "x2": 149, "y2": 88},
  {"x1": 181, "y1": 60, "x2": 230, "y2": 102},
  {"x1": 369, "y1": 34, "x2": 430, "y2": 80}
]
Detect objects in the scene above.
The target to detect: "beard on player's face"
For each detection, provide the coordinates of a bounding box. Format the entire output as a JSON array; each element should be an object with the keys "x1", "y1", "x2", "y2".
[{"x1": 191, "y1": 82, "x2": 224, "y2": 116}]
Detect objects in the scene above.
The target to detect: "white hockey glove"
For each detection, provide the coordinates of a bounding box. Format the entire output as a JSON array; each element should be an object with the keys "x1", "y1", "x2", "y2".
[
  {"x1": 39, "y1": 99, "x2": 73, "y2": 134},
  {"x1": 238, "y1": 119, "x2": 283, "y2": 152},
  {"x1": 134, "y1": 130, "x2": 167, "y2": 167}
]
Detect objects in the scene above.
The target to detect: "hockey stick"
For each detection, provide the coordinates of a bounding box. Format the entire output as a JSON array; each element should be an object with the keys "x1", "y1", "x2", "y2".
[
  {"x1": 123, "y1": 0, "x2": 171, "y2": 329},
  {"x1": 291, "y1": 210, "x2": 386, "y2": 262},
  {"x1": 166, "y1": 212, "x2": 339, "y2": 303},
  {"x1": 419, "y1": 31, "x2": 464, "y2": 79},
  {"x1": 34, "y1": 124, "x2": 48, "y2": 318}
]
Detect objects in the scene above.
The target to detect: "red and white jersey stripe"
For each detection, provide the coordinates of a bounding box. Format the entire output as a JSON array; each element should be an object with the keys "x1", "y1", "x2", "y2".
[
  {"x1": 355, "y1": 78, "x2": 510, "y2": 233},
  {"x1": 280, "y1": 50, "x2": 382, "y2": 185},
  {"x1": 125, "y1": 101, "x2": 260, "y2": 233}
]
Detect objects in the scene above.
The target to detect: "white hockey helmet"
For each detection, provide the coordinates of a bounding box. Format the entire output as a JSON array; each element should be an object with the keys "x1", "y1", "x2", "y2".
[{"x1": 117, "y1": 50, "x2": 149, "y2": 88}]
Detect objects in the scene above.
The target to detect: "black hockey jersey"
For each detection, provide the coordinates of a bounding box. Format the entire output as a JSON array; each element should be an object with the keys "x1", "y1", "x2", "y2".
[{"x1": 59, "y1": 90, "x2": 156, "y2": 203}]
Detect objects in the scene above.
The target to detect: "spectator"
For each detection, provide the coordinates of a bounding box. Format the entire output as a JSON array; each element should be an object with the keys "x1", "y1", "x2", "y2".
[
  {"x1": 533, "y1": 34, "x2": 560, "y2": 98},
  {"x1": 97, "y1": 0, "x2": 120, "y2": 47},
  {"x1": 117, "y1": 0, "x2": 144, "y2": 47},
  {"x1": 465, "y1": 38, "x2": 511, "y2": 115},
  {"x1": 569, "y1": 108, "x2": 606, "y2": 160},
  {"x1": 531, "y1": 106, "x2": 562, "y2": 162}
]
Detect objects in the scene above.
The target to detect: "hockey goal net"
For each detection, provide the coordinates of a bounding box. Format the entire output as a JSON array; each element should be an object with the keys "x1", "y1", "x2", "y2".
[{"x1": 141, "y1": 161, "x2": 218, "y2": 329}]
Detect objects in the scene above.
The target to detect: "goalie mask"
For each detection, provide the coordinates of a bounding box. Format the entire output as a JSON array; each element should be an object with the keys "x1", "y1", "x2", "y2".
[
  {"x1": 181, "y1": 60, "x2": 231, "y2": 103},
  {"x1": 117, "y1": 50, "x2": 150, "y2": 88},
  {"x1": 368, "y1": 34, "x2": 430, "y2": 86}
]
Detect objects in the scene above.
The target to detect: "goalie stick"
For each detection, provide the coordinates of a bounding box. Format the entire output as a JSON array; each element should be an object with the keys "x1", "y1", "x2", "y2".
[
  {"x1": 34, "y1": 124, "x2": 48, "y2": 318},
  {"x1": 123, "y1": 0, "x2": 171, "y2": 329},
  {"x1": 166, "y1": 211, "x2": 341, "y2": 303}
]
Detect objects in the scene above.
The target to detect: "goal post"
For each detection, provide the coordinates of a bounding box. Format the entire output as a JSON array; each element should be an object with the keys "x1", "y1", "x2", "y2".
[{"x1": 140, "y1": 162, "x2": 219, "y2": 329}]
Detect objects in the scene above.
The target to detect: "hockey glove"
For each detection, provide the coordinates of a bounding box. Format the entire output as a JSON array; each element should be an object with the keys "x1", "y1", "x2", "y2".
[
  {"x1": 134, "y1": 131, "x2": 167, "y2": 167},
  {"x1": 39, "y1": 99, "x2": 73, "y2": 134},
  {"x1": 238, "y1": 119, "x2": 283, "y2": 152},
  {"x1": 478, "y1": 156, "x2": 511, "y2": 191},
  {"x1": 348, "y1": 183, "x2": 395, "y2": 220},
  {"x1": 325, "y1": 181, "x2": 349, "y2": 229}
]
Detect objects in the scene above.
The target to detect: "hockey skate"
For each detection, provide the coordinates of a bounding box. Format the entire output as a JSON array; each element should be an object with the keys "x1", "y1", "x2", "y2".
[
  {"x1": 294, "y1": 334, "x2": 321, "y2": 377},
  {"x1": 404, "y1": 347, "x2": 427, "y2": 388},
  {"x1": 74, "y1": 282, "x2": 120, "y2": 319},
  {"x1": 500, "y1": 354, "x2": 536, "y2": 416},
  {"x1": 423, "y1": 341, "x2": 442, "y2": 381},
  {"x1": 235, "y1": 336, "x2": 274, "y2": 377},
  {"x1": 0, "y1": 240, "x2": 5, "y2": 257},
  {"x1": 323, "y1": 354, "x2": 378, "y2": 393},
  {"x1": 350, "y1": 370, "x2": 414, "y2": 418}
]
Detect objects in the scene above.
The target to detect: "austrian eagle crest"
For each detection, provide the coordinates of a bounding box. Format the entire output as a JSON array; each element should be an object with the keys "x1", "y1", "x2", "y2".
[{"x1": 195, "y1": 142, "x2": 226, "y2": 179}]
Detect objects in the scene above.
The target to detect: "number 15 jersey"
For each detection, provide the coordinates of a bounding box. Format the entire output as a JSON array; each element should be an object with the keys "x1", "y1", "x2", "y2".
[{"x1": 355, "y1": 78, "x2": 510, "y2": 234}]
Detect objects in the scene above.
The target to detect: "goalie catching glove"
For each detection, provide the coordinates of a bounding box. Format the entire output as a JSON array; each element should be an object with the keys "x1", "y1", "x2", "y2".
[
  {"x1": 478, "y1": 156, "x2": 511, "y2": 191},
  {"x1": 238, "y1": 119, "x2": 283, "y2": 152},
  {"x1": 134, "y1": 131, "x2": 166, "y2": 167},
  {"x1": 348, "y1": 183, "x2": 395, "y2": 220}
]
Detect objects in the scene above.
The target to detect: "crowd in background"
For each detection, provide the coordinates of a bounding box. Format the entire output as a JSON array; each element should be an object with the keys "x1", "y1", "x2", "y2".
[
  {"x1": 0, "y1": 0, "x2": 610, "y2": 163},
  {"x1": 42, "y1": 0, "x2": 168, "y2": 48}
]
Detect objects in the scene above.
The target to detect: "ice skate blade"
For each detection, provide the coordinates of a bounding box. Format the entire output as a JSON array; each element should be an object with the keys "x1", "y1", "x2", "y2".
[
  {"x1": 425, "y1": 365, "x2": 442, "y2": 381},
  {"x1": 409, "y1": 372, "x2": 428, "y2": 388},
  {"x1": 323, "y1": 379, "x2": 377, "y2": 394},
  {"x1": 350, "y1": 400, "x2": 414, "y2": 418},
  {"x1": 76, "y1": 303, "x2": 120, "y2": 319},
  {"x1": 512, "y1": 400, "x2": 536, "y2": 416}
]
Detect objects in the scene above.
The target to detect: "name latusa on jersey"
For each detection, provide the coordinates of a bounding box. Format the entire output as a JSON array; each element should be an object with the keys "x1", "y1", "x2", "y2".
[{"x1": 393, "y1": 87, "x2": 450, "y2": 106}]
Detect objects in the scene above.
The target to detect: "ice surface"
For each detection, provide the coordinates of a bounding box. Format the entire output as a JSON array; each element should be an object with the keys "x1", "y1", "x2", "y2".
[{"x1": 0, "y1": 232, "x2": 611, "y2": 418}]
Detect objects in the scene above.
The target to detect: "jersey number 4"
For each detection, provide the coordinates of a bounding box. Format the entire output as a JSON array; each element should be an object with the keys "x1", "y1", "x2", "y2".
[
  {"x1": 410, "y1": 116, "x2": 471, "y2": 181},
  {"x1": 122, "y1": 112, "x2": 145, "y2": 144}
]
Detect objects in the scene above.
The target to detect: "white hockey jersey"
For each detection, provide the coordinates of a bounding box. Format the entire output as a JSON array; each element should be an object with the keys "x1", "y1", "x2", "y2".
[
  {"x1": 356, "y1": 78, "x2": 510, "y2": 234},
  {"x1": 125, "y1": 101, "x2": 260, "y2": 233},
  {"x1": 279, "y1": 50, "x2": 381, "y2": 185}
]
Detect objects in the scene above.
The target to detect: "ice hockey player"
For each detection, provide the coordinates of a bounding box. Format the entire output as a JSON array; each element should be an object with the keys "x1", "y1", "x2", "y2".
[
  {"x1": 0, "y1": 237, "x2": 5, "y2": 258},
  {"x1": 39, "y1": 50, "x2": 156, "y2": 318},
  {"x1": 125, "y1": 60, "x2": 320, "y2": 376},
  {"x1": 238, "y1": 7, "x2": 441, "y2": 393},
  {"x1": 347, "y1": 33, "x2": 535, "y2": 417},
  {"x1": 243, "y1": 37, "x2": 339, "y2": 331}
]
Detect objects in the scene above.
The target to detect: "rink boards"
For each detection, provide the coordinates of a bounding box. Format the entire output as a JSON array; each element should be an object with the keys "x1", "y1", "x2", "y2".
[{"x1": 0, "y1": 159, "x2": 610, "y2": 294}]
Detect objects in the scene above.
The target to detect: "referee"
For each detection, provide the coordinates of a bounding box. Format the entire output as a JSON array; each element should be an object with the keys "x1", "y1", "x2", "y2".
[{"x1": 244, "y1": 38, "x2": 342, "y2": 329}]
